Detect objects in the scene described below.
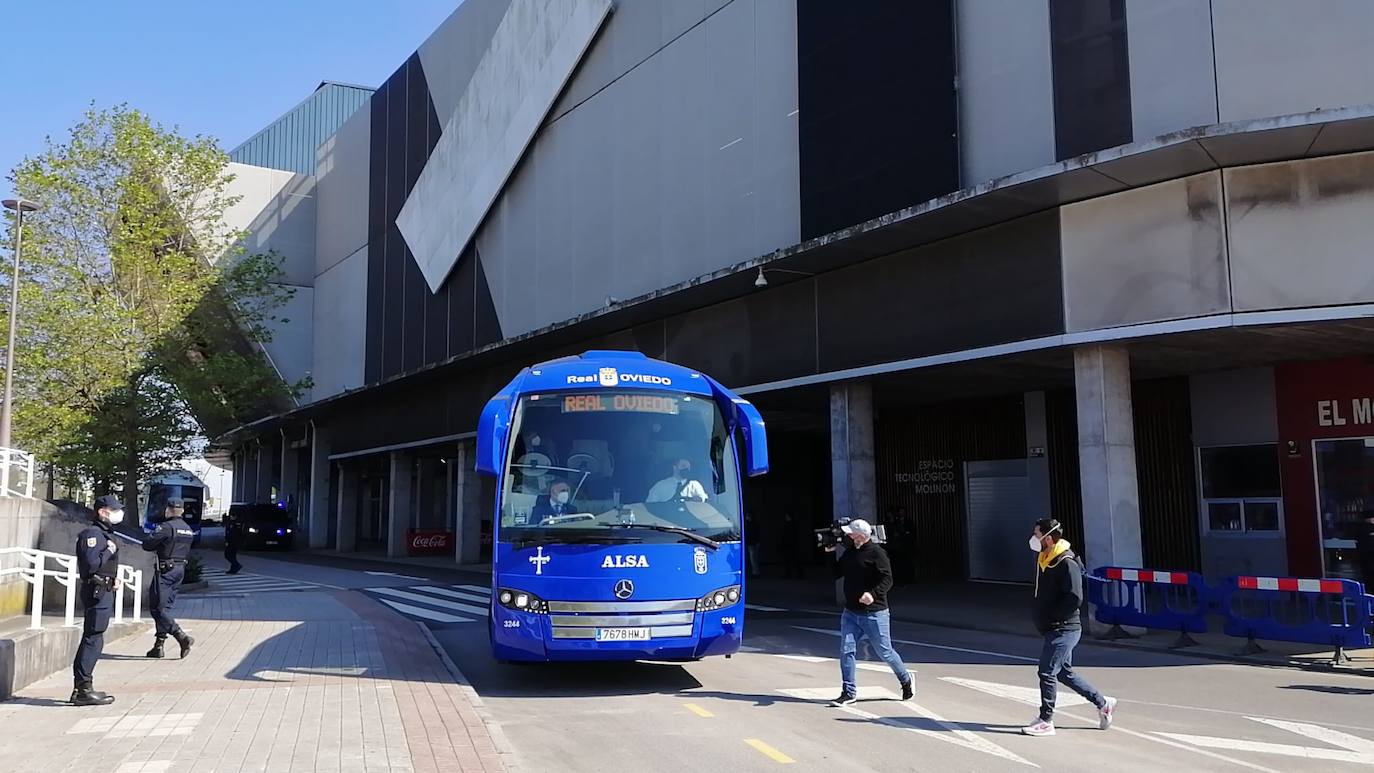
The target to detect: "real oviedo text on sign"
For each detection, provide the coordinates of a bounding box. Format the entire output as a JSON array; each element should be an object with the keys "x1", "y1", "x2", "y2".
[{"x1": 565, "y1": 367, "x2": 672, "y2": 387}]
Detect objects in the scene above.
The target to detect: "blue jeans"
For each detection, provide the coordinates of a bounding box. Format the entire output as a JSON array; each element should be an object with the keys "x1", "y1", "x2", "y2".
[
  {"x1": 840, "y1": 609, "x2": 911, "y2": 694},
  {"x1": 1038, "y1": 628, "x2": 1105, "y2": 721}
]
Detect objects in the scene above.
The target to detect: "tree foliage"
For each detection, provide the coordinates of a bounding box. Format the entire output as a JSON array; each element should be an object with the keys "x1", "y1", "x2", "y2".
[{"x1": 3, "y1": 105, "x2": 303, "y2": 502}]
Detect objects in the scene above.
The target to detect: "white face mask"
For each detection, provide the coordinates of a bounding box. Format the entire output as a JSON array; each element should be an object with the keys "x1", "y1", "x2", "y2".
[
  {"x1": 1028, "y1": 535, "x2": 1044, "y2": 552},
  {"x1": 107, "y1": 509, "x2": 125, "y2": 525},
  {"x1": 553, "y1": 491, "x2": 570, "y2": 505}
]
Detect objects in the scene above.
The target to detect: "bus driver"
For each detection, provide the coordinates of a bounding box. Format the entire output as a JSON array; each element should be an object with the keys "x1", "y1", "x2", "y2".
[{"x1": 646, "y1": 458, "x2": 708, "y2": 503}]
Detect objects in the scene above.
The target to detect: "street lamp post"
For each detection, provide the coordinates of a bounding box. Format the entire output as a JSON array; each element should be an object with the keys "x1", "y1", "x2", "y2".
[{"x1": 0, "y1": 198, "x2": 40, "y2": 454}]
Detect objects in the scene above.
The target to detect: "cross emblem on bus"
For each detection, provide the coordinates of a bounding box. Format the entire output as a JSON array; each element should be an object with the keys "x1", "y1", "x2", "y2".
[{"x1": 530, "y1": 546, "x2": 551, "y2": 575}]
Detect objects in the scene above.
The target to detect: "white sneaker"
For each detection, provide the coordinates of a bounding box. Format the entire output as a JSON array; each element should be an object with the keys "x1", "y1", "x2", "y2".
[
  {"x1": 1021, "y1": 718, "x2": 1056, "y2": 737},
  {"x1": 1099, "y1": 697, "x2": 1117, "y2": 730}
]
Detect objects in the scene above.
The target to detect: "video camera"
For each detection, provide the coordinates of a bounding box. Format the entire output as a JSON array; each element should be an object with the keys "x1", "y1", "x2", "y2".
[{"x1": 813, "y1": 517, "x2": 886, "y2": 547}]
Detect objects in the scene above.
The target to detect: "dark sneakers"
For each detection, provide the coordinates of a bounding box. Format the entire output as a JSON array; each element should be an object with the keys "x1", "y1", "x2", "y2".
[
  {"x1": 900, "y1": 679, "x2": 915, "y2": 701},
  {"x1": 830, "y1": 692, "x2": 858, "y2": 707},
  {"x1": 70, "y1": 687, "x2": 114, "y2": 706}
]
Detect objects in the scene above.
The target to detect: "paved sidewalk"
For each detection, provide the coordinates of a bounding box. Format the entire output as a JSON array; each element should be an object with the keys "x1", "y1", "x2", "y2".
[{"x1": 0, "y1": 589, "x2": 511, "y2": 773}]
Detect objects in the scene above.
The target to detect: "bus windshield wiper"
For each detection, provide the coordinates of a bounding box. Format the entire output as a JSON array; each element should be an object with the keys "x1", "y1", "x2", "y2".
[
  {"x1": 605, "y1": 523, "x2": 720, "y2": 551},
  {"x1": 511, "y1": 533, "x2": 642, "y2": 550}
]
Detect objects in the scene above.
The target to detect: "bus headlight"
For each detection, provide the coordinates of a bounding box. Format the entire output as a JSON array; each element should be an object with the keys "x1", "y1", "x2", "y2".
[
  {"x1": 696, "y1": 585, "x2": 741, "y2": 612},
  {"x1": 497, "y1": 587, "x2": 548, "y2": 614}
]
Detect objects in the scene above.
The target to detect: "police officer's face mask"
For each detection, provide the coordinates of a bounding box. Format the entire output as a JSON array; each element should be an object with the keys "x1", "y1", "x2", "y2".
[{"x1": 106, "y1": 509, "x2": 125, "y2": 525}]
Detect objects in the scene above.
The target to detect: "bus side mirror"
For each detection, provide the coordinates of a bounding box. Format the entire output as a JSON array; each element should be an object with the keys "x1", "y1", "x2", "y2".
[
  {"x1": 476, "y1": 394, "x2": 512, "y2": 477},
  {"x1": 703, "y1": 376, "x2": 768, "y2": 477}
]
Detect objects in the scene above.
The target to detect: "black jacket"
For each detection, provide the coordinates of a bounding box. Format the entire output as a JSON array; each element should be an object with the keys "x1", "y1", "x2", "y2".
[
  {"x1": 1032, "y1": 547, "x2": 1083, "y2": 633},
  {"x1": 834, "y1": 540, "x2": 894, "y2": 612},
  {"x1": 141, "y1": 517, "x2": 195, "y2": 562},
  {"x1": 76, "y1": 520, "x2": 119, "y2": 581}
]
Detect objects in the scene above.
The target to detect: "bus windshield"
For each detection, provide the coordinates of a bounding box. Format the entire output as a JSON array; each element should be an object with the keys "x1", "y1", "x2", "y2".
[{"x1": 500, "y1": 390, "x2": 740, "y2": 545}]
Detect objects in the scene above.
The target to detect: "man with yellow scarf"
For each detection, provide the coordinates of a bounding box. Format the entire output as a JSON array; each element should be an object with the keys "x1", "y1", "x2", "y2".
[{"x1": 1021, "y1": 518, "x2": 1118, "y2": 737}]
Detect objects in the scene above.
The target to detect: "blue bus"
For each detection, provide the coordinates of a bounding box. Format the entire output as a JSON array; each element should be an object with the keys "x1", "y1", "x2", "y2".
[{"x1": 476, "y1": 350, "x2": 768, "y2": 662}]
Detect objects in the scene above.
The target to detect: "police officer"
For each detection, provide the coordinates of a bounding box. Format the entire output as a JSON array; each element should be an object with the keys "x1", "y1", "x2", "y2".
[
  {"x1": 71, "y1": 494, "x2": 124, "y2": 706},
  {"x1": 224, "y1": 510, "x2": 244, "y2": 574},
  {"x1": 141, "y1": 497, "x2": 196, "y2": 659}
]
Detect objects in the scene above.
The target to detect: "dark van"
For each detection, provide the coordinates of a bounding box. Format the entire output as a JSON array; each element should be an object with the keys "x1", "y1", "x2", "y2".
[{"x1": 226, "y1": 502, "x2": 297, "y2": 550}]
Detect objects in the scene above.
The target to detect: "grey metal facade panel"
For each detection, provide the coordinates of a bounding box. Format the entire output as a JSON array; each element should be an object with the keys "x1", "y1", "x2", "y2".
[
  {"x1": 1060, "y1": 172, "x2": 1230, "y2": 333},
  {"x1": 474, "y1": 0, "x2": 800, "y2": 342},
  {"x1": 956, "y1": 0, "x2": 1058, "y2": 186},
  {"x1": 230, "y1": 84, "x2": 374, "y2": 174},
  {"x1": 315, "y1": 104, "x2": 371, "y2": 278},
  {"x1": 1124, "y1": 0, "x2": 1217, "y2": 140},
  {"x1": 417, "y1": 0, "x2": 513, "y2": 125},
  {"x1": 312, "y1": 246, "x2": 369, "y2": 401},
  {"x1": 1227, "y1": 151, "x2": 1374, "y2": 312},
  {"x1": 1212, "y1": 0, "x2": 1374, "y2": 124}
]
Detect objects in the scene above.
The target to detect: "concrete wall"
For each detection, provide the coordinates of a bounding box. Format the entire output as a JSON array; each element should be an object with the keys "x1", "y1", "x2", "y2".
[
  {"x1": 222, "y1": 162, "x2": 317, "y2": 392},
  {"x1": 314, "y1": 107, "x2": 370, "y2": 279},
  {"x1": 955, "y1": 0, "x2": 1056, "y2": 185},
  {"x1": 1212, "y1": 0, "x2": 1374, "y2": 123},
  {"x1": 1227, "y1": 151, "x2": 1374, "y2": 312},
  {"x1": 1060, "y1": 172, "x2": 1229, "y2": 332},
  {"x1": 1125, "y1": 0, "x2": 1218, "y2": 139},
  {"x1": 311, "y1": 246, "x2": 368, "y2": 401},
  {"x1": 0, "y1": 498, "x2": 45, "y2": 618}
]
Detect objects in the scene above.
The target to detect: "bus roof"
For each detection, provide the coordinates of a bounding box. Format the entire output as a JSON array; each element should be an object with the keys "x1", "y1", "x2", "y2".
[
  {"x1": 477, "y1": 350, "x2": 769, "y2": 478},
  {"x1": 516, "y1": 350, "x2": 714, "y2": 398}
]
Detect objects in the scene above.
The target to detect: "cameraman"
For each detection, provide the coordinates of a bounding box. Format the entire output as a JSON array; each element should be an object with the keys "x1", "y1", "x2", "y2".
[{"x1": 825, "y1": 519, "x2": 913, "y2": 706}]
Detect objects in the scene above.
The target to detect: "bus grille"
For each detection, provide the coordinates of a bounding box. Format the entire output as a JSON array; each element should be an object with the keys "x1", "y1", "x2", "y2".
[{"x1": 547, "y1": 599, "x2": 697, "y2": 639}]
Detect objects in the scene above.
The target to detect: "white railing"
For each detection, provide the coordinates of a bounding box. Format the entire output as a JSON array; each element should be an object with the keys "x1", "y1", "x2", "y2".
[
  {"x1": 0, "y1": 545, "x2": 143, "y2": 629},
  {"x1": 0, "y1": 447, "x2": 35, "y2": 498}
]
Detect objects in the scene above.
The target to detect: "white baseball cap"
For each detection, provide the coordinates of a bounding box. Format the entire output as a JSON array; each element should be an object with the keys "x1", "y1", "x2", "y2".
[{"x1": 841, "y1": 519, "x2": 874, "y2": 537}]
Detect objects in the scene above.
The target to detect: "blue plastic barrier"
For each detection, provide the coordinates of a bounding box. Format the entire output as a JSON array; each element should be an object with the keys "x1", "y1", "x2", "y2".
[
  {"x1": 1088, "y1": 567, "x2": 1210, "y2": 648},
  {"x1": 1213, "y1": 575, "x2": 1372, "y2": 661}
]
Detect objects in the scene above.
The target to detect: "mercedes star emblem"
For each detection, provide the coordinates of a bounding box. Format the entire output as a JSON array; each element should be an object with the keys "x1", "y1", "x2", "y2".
[{"x1": 613, "y1": 579, "x2": 635, "y2": 600}]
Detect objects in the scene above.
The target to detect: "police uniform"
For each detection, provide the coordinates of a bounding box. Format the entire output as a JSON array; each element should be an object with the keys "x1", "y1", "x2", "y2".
[
  {"x1": 71, "y1": 494, "x2": 123, "y2": 706},
  {"x1": 141, "y1": 497, "x2": 196, "y2": 659}
]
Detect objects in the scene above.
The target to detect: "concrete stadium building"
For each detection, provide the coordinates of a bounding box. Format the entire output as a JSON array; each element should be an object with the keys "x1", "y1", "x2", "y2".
[{"x1": 217, "y1": 0, "x2": 1374, "y2": 583}]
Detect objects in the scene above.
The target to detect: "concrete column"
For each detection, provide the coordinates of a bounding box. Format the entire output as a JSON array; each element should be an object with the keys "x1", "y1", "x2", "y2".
[
  {"x1": 307, "y1": 426, "x2": 332, "y2": 549},
  {"x1": 386, "y1": 451, "x2": 413, "y2": 558},
  {"x1": 255, "y1": 442, "x2": 277, "y2": 502},
  {"x1": 336, "y1": 462, "x2": 359, "y2": 553},
  {"x1": 1073, "y1": 345, "x2": 1144, "y2": 569},
  {"x1": 279, "y1": 433, "x2": 300, "y2": 509},
  {"x1": 830, "y1": 381, "x2": 877, "y2": 520},
  {"x1": 415, "y1": 458, "x2": 441, "y2": 529},
  {"x1": 454, "y1": 440, "x2": 483, "y2": 565},
  {"x1": 1024, "y1": 391, "x2": 1053, "y2": 520}
]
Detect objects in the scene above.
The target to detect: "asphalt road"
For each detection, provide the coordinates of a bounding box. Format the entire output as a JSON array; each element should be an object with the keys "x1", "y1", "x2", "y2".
[{"x1": 209, "y1": 551, "x2": 1374, "y2": 772}]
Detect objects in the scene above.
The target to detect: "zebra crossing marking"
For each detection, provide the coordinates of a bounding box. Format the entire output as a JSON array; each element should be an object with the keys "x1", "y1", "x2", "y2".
[
  {"x1": 368, "y1": 587, "x2": 491, "y2": 617},
  {"x1": 375, "y1": 598, "x2": 475, "y2": 624},
  {"x1": 412, "y1": 585, "x2": 490, "y2": 604}
]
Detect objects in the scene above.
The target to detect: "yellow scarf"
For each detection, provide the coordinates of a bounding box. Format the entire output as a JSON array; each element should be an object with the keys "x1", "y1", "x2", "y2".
[{"x1": 1037, "y1": 538, "x2": 1071, "y2": 571}]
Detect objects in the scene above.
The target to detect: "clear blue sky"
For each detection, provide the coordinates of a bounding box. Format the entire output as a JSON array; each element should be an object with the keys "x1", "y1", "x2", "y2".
[{"x1": 1, "y1": 0, "x2": 462, "y2": 186}]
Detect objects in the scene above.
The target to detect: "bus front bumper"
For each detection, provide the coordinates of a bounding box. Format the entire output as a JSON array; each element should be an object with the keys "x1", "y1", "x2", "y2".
[{"x1": 491, "y1": 603, "x2": 743, "y2": 662}]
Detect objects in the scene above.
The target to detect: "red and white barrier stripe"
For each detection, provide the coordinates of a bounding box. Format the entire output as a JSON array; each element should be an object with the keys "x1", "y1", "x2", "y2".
[
  {"x1": 1237, "y1": 576, "x2": 1345, "y2": 594},
  {"x1": 1103, "y1": 568, "x2": 1190, "y2": 585}
]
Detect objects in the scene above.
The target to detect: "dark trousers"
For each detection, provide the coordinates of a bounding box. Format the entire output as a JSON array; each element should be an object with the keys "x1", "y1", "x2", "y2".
[
  {"x1": 73, "y1": 586, "x2": 112, "y2": 689},
  {"x1": 149, "y1": 565, "x2": 184, "y2": 637},
  {"x1": 1037, "y1": 627, "x2": 1105, "y2": 721},
  {"x1": 225, "y1": 542, "x2": 241, "y2": 572}
]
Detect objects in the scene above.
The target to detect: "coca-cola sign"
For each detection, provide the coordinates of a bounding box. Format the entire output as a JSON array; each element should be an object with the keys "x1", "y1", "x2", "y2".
[{"x1": 407, "y1": 529, "x2": 453, "y2": 556}]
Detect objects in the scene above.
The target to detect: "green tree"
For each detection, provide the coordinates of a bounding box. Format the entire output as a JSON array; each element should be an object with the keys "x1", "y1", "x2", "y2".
[{"x1": 3, "y1": 105, "x2": 301, "y2": 507}]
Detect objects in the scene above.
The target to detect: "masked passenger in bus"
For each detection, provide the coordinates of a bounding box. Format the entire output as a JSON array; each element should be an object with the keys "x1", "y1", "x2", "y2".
[{"x1": 532, "y1": 480, "x2": 578, "y2": 524}]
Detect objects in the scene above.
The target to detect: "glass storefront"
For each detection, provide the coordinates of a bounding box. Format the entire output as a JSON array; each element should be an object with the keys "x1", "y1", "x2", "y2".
[{"x1": 1314, "y1": 437, "x2": 1374, "y2": 580}]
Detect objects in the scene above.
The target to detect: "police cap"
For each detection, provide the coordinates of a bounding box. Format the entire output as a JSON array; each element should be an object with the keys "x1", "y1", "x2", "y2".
[
  {"x1": 94, "y1": 494, "x2": 122, "y2": 511},
  {"x1": 166, "y1": 498, "x2": 185, "y2": 508}
]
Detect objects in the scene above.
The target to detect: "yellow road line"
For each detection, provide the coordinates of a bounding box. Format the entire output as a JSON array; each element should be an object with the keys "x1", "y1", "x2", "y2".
[
  {"x1": 744, "y1": 738, "x2": 795, "y2": 764},
  {"x1": 683, "y1": 703, "x2": 714, "y2": 718}
]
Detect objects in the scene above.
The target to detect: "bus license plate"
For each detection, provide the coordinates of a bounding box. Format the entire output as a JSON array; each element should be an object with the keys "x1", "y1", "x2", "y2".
[{"x1": 596, "y1": 627, "x2": 650, "y2": 642}]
